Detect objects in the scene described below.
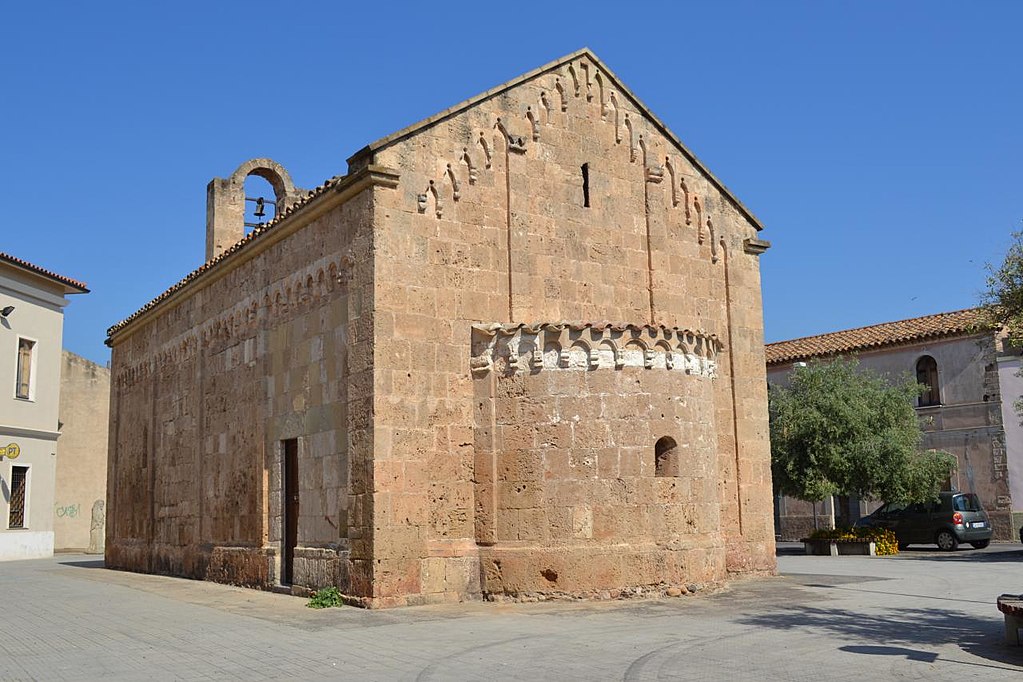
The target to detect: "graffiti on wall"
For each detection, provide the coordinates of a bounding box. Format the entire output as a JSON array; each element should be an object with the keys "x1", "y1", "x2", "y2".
[{"x1": 55, "y1": 503, "x2": 81, "y2": 519}]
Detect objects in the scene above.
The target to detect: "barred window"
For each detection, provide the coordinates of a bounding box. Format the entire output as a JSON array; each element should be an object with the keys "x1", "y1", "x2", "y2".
[{"x1": 8, "y1": 466, "x2": 27, "y2": 528}]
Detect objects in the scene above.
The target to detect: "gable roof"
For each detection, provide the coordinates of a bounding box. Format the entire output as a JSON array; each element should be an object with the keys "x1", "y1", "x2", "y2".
[
  {"x1": 765, "y1": 308, "x2": 990, "y2": 366},
  {"x1": 0, "y1": 252, "x2": 89, "y2": 294},
  {"x1": 107, "y1": 48, "x2": 763, "y2": 343},
  {"x1": 348, "y1": 47, "x2": 763, "y2": 231}
]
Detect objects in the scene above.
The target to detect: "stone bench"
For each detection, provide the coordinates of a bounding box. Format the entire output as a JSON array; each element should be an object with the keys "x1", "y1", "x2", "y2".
[
  {"x1": 997, "y1": 594, "x2": 1023, "y2": 645},
  {"x1": 800, "y1": 538, "x2": 876, "y2": 556}
]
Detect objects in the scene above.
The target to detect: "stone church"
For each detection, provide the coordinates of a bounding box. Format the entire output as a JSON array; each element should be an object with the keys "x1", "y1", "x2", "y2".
[{"x1": 105, "y1": 49, "x2": 775, "y2": 607}]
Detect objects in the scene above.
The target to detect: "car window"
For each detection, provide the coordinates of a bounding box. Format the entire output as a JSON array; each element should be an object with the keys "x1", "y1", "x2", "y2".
[
  {"x1": 878, "y1": 502, "x2": 908, "y2": 515},
  {"x1": 953, "y1": 494, "x2": 982, "y2": 512}
]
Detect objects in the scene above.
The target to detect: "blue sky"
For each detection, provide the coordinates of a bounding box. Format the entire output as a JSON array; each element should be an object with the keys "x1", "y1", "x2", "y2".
[{"x1": 4, "y1": 1, "x2": 1021, "y2": 364}]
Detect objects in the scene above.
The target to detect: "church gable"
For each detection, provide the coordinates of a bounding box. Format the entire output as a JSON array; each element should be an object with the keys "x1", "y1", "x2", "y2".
[
  {"x1": 352, "y1": 48, "x2": 761, "y2": 235},
  {"x1": 363, "y1": 49, "x2": 765, "y2": 329}
]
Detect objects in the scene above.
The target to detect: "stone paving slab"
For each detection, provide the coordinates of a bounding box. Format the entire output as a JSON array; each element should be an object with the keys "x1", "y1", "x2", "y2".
[{"x1": 2, "y1": 545, "x2": 1023, "y2": 680}]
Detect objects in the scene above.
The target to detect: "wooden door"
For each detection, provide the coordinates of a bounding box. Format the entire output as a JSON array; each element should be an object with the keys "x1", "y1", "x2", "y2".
[{"x1": 283, "y1": 439, "x2": 298, "y2": 585}]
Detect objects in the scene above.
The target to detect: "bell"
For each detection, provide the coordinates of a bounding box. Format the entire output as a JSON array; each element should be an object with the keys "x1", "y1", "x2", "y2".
[{"x1": 254, "y1": 197, "x2": 266, "y2": 217}]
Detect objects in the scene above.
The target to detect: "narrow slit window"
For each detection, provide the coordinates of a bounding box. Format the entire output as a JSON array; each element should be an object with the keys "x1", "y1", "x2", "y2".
[
  {"x1": 16, "y1": 338, "x2": 34, "y2": 400},
  {"x1": 581, "y1": 163, "x2": 590, "y2": 208},
  {"x1": 9, "y1": 466, "x2": 27, "y2": 528}
]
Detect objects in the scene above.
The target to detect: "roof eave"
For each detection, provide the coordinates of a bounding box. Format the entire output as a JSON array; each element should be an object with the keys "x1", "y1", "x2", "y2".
[
  {"x1": 765, "y1": 327, "x2": 994, "y2": 367},
  {"x1": 0, "y1": 254, "x2": 89, "y2": 294}
]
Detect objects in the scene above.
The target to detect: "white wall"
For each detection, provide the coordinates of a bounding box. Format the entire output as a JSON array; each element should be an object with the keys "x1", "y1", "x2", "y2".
[
  {"x1": 998, "y1": 355, "x2": 1023, "y2": 531},
  {"x1": 0, "y1": 265, "x2": 71, "y2": 559}
]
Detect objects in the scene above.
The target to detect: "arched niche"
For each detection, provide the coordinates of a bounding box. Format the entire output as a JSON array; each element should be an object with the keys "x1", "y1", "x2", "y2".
[{"x1": 655, "y1": 435, "x2": 679, "y2": 478}]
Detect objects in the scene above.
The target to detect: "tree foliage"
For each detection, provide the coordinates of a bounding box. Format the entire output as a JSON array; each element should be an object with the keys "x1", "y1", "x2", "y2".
[
  {"x1": 981, "y1": 229, "x2": 1023, "y2": 344},
  {"x1": 980, "y1": 228, "x2": 1023, "y2": 417},
  {"x1": 769, "y1": 357, "x2": 956, "y2": 504}
]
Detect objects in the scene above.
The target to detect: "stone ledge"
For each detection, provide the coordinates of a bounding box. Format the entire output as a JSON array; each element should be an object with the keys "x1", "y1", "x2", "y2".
[{"x1": 471, "y1": 322, "x2": 722, "y2": 377}]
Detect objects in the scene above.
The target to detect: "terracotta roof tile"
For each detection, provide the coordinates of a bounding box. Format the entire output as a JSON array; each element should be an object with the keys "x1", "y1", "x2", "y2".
[
  {"x1": 765, "y1": 308, "x2": 990, "y2": 365},
  {"x1": 0, "y1": 252, "x2": 89, "y2": 293}
]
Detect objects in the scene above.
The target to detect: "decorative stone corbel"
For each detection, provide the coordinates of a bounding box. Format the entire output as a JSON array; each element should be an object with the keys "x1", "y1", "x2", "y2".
[
  {"x1": 743, "y1": 238, "x2": 771, "y2": 255},
  {"x1": 470, "y1": 355, "x2": 491, "y2": 376},
  {"x1": 645, "y1": 165, "x2": 664, "y2": 184}
]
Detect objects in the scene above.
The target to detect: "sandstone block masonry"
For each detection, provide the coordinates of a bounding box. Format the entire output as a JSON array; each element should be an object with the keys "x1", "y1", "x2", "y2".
[{"x1": 105, "y1": 49, "x2": 775, "y2": 607}]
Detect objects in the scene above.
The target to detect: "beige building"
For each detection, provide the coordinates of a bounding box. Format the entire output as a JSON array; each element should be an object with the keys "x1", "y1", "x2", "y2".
[
  {"x1": 767, "y1": 309, "x2": 1023, "y2": 542},
  {"x1": 106, "y1": 49, "x2": 776, "y2": 607},
  {"x1": 54, "y1": 350, "x2": 110, "y2": 553},
  {"x1": 0, "y1": 253, "x2": 88, "y2": 560}
]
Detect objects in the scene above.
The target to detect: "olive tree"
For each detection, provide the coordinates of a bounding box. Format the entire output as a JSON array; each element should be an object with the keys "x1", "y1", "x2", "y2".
[
  {"x1": 769, "y1": 358, "x2": 956, "y2": 519},
  {"x1": 981, "y1": 229, "x2": 1023, "y2": 345},
  {"x1": 980, "y1": 229, "x2": 1023, "y2": 419}
]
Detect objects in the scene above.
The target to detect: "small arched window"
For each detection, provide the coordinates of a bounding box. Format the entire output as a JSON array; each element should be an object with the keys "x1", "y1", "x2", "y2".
[
  {"x1": 654, "y1": 436, "x2": 678, "y2": 478},
  {"x1": 916, "y1": 355, "x2": 940, "y2": 407}
]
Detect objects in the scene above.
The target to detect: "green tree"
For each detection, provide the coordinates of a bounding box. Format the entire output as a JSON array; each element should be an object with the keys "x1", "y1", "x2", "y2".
[
  {"x1": 980, "y1": 229, "x2": 1023, "y2": 418},
  {"x1": 769, "y1": 358, "x2": 956, "y2": 509},
  {"x1": 980, "y1": 229, "x2": 1023, "y2": 345}
]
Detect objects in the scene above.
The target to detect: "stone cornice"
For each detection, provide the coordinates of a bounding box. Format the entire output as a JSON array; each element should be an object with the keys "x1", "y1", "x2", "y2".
[{"x1": 471, "y1": 322, "x2": 722, "y2": 377}]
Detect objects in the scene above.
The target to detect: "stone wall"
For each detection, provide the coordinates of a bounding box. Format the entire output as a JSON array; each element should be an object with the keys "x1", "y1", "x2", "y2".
[
  {"x1": 54, "y1": 351, "x2": 110, "y2": 552},
  {"x1": 472, "y1": 324, "x2": 724, "y2": 597},
  {"x1": 107, "y1": 176, "x2": 378, "y2": 595},
  {"x1": 361, "y1": 51, "x2": 775, "y2": 605}
]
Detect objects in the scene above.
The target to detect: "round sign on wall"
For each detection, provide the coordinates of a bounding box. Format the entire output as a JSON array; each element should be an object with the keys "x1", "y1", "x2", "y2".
[{"x1": 4, "y1": 443, "x2": 20, "y2": 459}]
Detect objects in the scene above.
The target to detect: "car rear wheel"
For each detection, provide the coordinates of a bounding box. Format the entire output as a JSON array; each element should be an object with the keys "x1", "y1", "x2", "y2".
[
  {"x1": 936, "y1": 530, "x2": 959, "y2": 551},
  {"x1": 970, "y1": 540, "x2": 990, "y2": 549}
]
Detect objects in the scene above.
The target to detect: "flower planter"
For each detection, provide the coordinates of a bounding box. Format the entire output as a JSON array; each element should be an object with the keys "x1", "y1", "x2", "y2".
[{"x1": 801, "y1": 538, "x2": 877, "y2": 556}]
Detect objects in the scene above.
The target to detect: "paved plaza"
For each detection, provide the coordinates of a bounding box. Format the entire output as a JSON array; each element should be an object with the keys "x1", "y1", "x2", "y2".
[{"x1": 3, "y1": 544, "x2": 1023, "y2": 680}]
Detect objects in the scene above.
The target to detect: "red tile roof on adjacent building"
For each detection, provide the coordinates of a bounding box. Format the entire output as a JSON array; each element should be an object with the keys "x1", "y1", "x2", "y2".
[
  {"x1": 765, "y1": 308, "x2": 990, "y2": 366},
  {"x1": 0, "y1": 252, "x2": 89, "y2": 293}
]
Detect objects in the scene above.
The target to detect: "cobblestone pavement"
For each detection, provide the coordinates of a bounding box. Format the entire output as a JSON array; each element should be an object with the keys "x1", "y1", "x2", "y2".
[{"x1": 3, "y1": 544, "x2": 1023, "y2": 680}]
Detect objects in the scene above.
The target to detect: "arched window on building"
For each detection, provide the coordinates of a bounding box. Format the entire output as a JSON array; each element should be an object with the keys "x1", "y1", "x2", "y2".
[
  {"x1": 654, "y1": 436, "x2": 678, "y2": 477},
  {"x1": 916, "y1": 355, "x2": 940, "y2": 407}
]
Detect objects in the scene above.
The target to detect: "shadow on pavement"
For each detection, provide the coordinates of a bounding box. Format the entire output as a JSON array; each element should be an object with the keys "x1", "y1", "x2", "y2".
[
  {"x1": 58, "y1": 559, "x2": 105, "y2": 569},
  {"x1": 775, "y1": 542, "x2": 805, "y2": 557},
  {"x1": 740, "y1": 604, "x2": 1023, "y2": 671},
  {"x1": 896, "y1": 547, "x2": 1023, "y2": 563},
  {"x1": 839, "y1": 645, "x2": 937, "y2": 662}
]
